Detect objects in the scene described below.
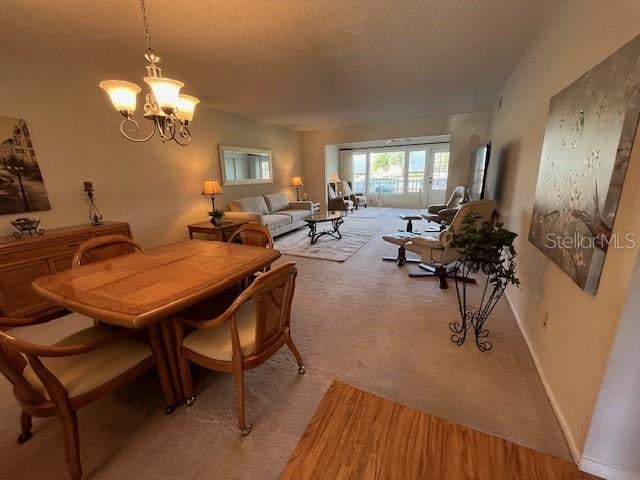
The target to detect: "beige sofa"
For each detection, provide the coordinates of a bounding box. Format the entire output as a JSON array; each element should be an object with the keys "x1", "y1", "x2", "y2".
[{"x1": 223, "y1": 193, "x2": 314, "y2": 237}]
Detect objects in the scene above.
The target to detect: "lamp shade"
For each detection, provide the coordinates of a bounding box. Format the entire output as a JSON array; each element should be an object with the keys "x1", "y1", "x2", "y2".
[
  {"x1": 99, "y1": 80, "x2": 141, "y2": 114},
  {"x1": 176, "y1": 94, "x2": 200, "y2": 122},
  {"x1": 329, "y1": 172, "x2": 341, "y2": 183},
  {"x1": 144, "y1": 77, "x2": 184, "y2": 113},
  {"x1": 202, "y1": 178, "x2": 222, "y2": 195},
  {"x1": 291, "y1": 175, "x2": 303, "y2": 187}
]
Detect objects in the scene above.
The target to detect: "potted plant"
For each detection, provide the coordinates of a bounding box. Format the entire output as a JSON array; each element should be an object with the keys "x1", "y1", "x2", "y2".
[
  {"x1": 449, "y1": 214, "x2": 519, "y2": 351},
  {"x1": 211, "y1": 209, "x2": 224, "y2": 226}
]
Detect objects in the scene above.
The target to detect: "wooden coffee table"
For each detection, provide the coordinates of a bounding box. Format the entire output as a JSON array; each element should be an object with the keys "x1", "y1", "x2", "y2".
[
  {"x1": 187, "y1": 220, "x2": 248, "y2": 241},
  {"x1": 304, "y1": 211, "x2": 345, "y2": 244}
]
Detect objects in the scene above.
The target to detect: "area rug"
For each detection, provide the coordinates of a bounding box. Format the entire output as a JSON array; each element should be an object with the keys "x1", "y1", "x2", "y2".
[{"x1": 275, "y1": 227, "x2": 375, "y2": 262}]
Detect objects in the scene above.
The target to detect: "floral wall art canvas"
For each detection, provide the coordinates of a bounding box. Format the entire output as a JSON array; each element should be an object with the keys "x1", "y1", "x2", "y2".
[
  {"x1": 0, "y1": 116, "x2": 51, "y2": 215},
  {"x1": 529, "y1": 35, "x2": 640, "y2": 294}
]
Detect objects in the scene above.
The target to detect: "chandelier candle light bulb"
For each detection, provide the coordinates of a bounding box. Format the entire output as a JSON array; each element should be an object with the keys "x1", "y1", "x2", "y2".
[
  {"x1": 99, "y1": 81, "x2": 142, "y2": 116},
  {"x1": 143, "y1": 77, "x2": 184, "y2": 114},
  {"x1": 98, "y1": 0, "x2": 199, "y2": 146},
  {"x1": 176, "y1": 95, "x2": 200, "y2": 123}
]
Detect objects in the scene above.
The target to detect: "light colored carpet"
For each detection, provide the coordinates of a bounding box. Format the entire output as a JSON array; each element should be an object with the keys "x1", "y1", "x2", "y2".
[
  {"x1": 0, "y1": 209, "x2": 571, "y2": 480},
  {"x1": 346, "y1": 207, "x2": 390, "y2": 218},
  {"x1": 275, "y1": 225, "x2": 376, "y2": 262}
]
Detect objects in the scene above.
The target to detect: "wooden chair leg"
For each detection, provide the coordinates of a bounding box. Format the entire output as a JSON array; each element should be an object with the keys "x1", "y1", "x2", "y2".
[
  {"x1": 287, "y1": 337, "x2": 306, "y2": 374},
  {"x1": 232, "y1": 363, "x2": 250, "y2": 436},
  {"x1": 27, "y1": 356, "x2": 82, "y2": 480},
  {"x1": 59, "y1": 408, "x2": 82, "y2": 480},
  {"x1": 18, "y1": 410, "x2": 33, "y2": 444}
]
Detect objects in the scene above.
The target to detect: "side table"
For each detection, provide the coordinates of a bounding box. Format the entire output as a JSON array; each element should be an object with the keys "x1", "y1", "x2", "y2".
[{"x1": 187, "y1": 220, "x2": 248, "y2": 242}]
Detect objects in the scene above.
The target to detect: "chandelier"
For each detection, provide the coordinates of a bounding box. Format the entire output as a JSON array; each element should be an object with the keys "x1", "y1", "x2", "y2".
[{"x1": 99, "y1": 0, "x2": 199, "y2": 146}]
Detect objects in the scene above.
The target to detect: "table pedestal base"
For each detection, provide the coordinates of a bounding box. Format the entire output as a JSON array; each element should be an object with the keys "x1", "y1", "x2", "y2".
[{"x1": 307, "y1": 218, "x2": 344, "y2": 244}]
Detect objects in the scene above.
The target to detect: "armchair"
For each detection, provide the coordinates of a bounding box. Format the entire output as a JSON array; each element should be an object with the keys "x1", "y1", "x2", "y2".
[
  {"x1": 339, "y1": 181, "x2": 367, "y2": 209},
  {"x1": 327, "y1": 182, "x2": 354, "y2": 212},
  {"x1": 422, "y1": 185, "x2": 470, "y2": 228},
  {"x1": 406, "y1": 200, "x2": 496, "y2": 289}
]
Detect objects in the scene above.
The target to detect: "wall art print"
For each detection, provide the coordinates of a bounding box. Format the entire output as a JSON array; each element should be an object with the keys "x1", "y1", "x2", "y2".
[
  {"x1": 529, "y1": 35, "x2": 640, "y2": 294},
  {"x1": 0, "y1": 116, "x2": 51, "y2": 215}
]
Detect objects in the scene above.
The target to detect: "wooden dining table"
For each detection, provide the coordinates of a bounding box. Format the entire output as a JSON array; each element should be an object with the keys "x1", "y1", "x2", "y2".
[{"x1": 31, "y1": 239, "x2": 281, "y2": 411}]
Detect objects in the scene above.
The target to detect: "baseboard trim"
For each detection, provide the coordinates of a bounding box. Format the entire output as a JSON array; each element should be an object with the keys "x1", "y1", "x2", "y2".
[
  {"x1": 580, "y1": 456, "x2": 640, "y2": 480},
  {"x1": 504, "y1": 291, "x2": 582, "y2": 463}
]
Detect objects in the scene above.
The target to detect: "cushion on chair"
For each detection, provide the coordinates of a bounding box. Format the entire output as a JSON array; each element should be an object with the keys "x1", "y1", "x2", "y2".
[
  {"x1": 264, "y1": 193, "x2": 289, "y2": 213},
  {"x1": 407, "y1": 235, "x2": 443, "y2": 250},
  {"x1": 23, "y1": 325, "x2": 152, "y2": 399},
  {"x1": 263, "y1": 214, "x2": 292, "y2": 231},
  {"x1": 382, "y1": 232, "x2": 421, "y2": 247},
  {"x1": 182, "y1": 300, "x2": 257, "y2": 361},
  {"x1": 229, "y1": 196, "x2": 270, "y2": 215}
]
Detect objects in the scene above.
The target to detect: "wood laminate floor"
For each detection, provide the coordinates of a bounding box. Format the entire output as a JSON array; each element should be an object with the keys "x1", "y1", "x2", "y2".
[{"x1": 280, "y1": 382, "x2": 600, "y2": 480}]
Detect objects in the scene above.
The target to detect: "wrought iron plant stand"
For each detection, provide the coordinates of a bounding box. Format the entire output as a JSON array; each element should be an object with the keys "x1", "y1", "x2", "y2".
[{"x1": 450, "y1": 255, "x2": 508, "y2": 352}]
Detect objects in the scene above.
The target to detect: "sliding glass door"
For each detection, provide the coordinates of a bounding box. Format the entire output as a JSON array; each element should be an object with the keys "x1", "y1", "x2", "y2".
[{"x1": 340, "y1": 144, "x2": 450, "y2": 206}]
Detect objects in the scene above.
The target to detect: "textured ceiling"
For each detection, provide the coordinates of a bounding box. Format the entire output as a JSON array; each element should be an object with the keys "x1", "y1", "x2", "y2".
[{"x1": 1, "y1": 0, "x2": 557, "y2": 130}]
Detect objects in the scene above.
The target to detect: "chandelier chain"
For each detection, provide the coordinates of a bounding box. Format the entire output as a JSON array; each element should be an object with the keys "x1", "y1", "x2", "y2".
[{"x1": 140, "y1": 0, "x2": 152, "y2": 50}]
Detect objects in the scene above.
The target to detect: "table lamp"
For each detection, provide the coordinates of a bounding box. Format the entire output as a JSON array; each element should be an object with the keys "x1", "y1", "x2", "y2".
[
  {"x1": 329, "y1": 172, "x2": 342, "y2": 195},
  {"x1": 202, "y1": 178, "x2": 223, "y2": 225},
  {"x1": 291, "y1": 175, "x2": 303, "y2": 201}
]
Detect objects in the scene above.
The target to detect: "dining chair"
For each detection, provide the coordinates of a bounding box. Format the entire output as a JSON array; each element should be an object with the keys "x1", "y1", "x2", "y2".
[
  {"x1": 72, "y1": 234, "x2": 143, "y2": 267},
  {"x1": 73, "y1": 235, "x2": 144, "y2": 328},
  {"x1": 228, "y1": 223, "x2": 274, "y2": 283},
  {"x1": 227, "y1": 223, "x2": 274, "y2": 249},
  {"x1": 172, "y1": 262, "x2": 304, "y2": 436},
  {"x1": 0, "y1": 313, "x2": 174, "y2": 480}
]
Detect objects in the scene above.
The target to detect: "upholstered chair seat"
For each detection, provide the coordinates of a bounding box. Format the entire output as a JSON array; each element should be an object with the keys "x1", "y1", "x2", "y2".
[
  {"x1": 182, "y1": 301, "x2": 257, "y2": 362},
  {"x1": 22, "y1": 324, "x2": 153, "y2": 399}
]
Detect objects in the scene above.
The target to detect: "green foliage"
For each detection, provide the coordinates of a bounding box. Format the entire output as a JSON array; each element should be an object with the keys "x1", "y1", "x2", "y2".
[
  {"x1": 451, "y1": 214, "x2": 520, "y2": 288},
  {"x1": 212, "y1": 209, "x2": 224, "y2": 218},
  {"x1": 371, "y1": 152, "x2": 403, "y2": 172}
]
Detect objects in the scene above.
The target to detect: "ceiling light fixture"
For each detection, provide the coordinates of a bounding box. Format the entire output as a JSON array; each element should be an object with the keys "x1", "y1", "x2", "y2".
[{"x1": 99, "y1": 0, "x2": 199, "y2": 146}]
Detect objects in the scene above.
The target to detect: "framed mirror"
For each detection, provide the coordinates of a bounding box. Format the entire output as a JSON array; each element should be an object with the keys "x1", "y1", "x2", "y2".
[{"x1": 219, "y1": 145, "x2": 273, "y2": 185}]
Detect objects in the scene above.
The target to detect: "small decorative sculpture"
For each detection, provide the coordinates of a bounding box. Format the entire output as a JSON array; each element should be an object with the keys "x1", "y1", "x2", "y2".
[
  {"x1": 11, "y1": 217, "x2": 44, "y2": 238},
  {"x1": 83, "y1": 181, "x2": 104, "y2": 225}
]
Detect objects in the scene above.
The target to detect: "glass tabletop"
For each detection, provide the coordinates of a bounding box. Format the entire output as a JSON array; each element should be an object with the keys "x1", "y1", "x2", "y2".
[{"x1": 304, "y1": 211, "x2": 345, "y2": 223}]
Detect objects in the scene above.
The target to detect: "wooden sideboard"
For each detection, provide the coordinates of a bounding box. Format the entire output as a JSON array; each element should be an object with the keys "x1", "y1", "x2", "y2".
[{"x1": 0, "y1": 221, "x2": 131, "y2": 318}]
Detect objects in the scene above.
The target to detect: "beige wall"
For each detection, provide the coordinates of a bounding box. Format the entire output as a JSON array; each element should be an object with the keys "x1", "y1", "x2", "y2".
[
  {"x1": 488, "y1": 0, "x2": 640, "y2": 458},
  {"x1": 302, "y1": 112, "x2": 490, "y2": 209},
  {"x1": 582, "y1": 256, "x2": 640, "y2": 478},
  {"x1": 0, "y1": 55, "x2": 302, "y2": 247}
]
